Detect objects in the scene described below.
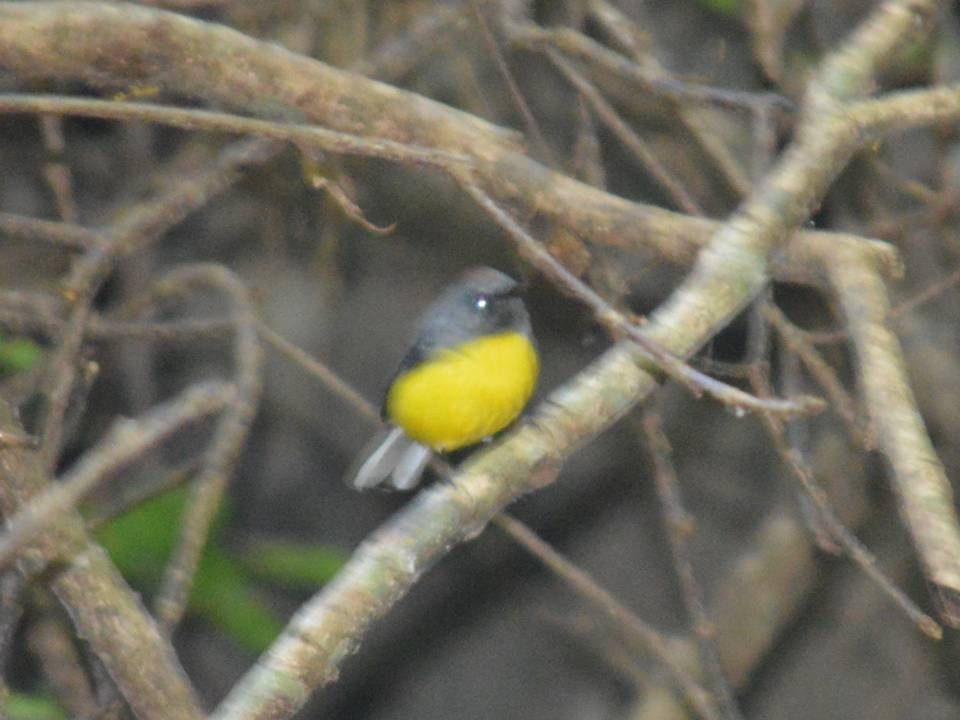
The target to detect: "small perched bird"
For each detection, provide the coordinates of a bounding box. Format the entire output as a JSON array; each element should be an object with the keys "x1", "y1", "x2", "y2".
[{"x1": 349, "y1": 267, "x2": 539, "y2": 491}]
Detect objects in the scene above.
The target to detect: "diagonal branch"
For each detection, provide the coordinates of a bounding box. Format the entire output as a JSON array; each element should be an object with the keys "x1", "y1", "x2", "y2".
[
  {"x1": 0, "y1": 2, "x2": 952, "y2": 717},
  {"x1": 828, "y1": 245, "x2": 960, "y2": 625},
  {"x1": 0, "y1": 400, "x2": 206, "y2": 720},
  {"x1": 0, "y1": 381, "x2": 236, "y2": 570},
  {"x1": 0, "y1": 2, "x2": 900, "y2": 291},
  {"x1": 207, "y1": 1, "x2": 943, "y2": 716},
  {"x1": 456, "y1": 175, "x2": 825, "y2": 418},
  {"x1": 254, "y1": 321, "x2": 726, "y2": 719},
  {"x1": 123, "y1": 265, "x2": 263, "y2": 635}
]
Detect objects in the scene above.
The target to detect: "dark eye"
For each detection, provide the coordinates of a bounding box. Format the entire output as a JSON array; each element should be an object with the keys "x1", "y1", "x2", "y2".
[{"x1": 474, "y1": 294, "x2": 490, "y2": 311}]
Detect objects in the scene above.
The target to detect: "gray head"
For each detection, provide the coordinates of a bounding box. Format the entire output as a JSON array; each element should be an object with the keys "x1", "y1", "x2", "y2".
[
  {"x1": 403, "y1": 267, "x2": 533, "y2": 363},
  {"x1": 425, "y1": 266, "x2": 531, "y2": 346}
]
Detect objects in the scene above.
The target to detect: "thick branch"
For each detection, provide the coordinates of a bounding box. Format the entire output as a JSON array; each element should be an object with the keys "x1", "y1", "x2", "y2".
[
  {"x1": 0, "y1": 381, "x2": 235, "y2": 570},
  {"x1": 829, "y1": 247, "x2": 960, "y2": 625},
  {"x1": 0, "y1": 2, "x2": 518, "y2": 155},
  {"x1": 0, "y1": 2, "x2": 899, "y2": 292},
  {"x1": 208, "y1": 1, "x2": 941, "y2": 716},
  {"x1": 0, "y1": 2, "x2": 947, "y2": 717},
  {"x1": 848, "y1": 84, "x2": 960, "y2": 135},
  {"x1": 0, "y1": 400, "x2": 205, "y2": 720}
]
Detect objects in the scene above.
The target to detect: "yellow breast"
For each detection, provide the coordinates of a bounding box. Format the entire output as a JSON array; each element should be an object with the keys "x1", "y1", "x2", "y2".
[{"x1": 385, "y1": 331, "x2": 539, "y2": 451}]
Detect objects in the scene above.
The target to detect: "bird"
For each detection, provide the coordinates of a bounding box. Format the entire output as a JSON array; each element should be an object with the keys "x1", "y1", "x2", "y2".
[{"x1": 349, "y1": 266, "x2": 539, "y2": 491}]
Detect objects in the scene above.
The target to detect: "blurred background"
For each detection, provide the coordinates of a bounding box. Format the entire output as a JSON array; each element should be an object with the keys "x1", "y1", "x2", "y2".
[{"x1": 3, "y1": 1, "x2": 960, "y2": 718}]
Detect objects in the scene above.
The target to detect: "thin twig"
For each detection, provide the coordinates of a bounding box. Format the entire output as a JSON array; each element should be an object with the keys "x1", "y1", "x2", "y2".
[
  {"x1": 352, "y1": 1, "x2": 472, "y2": 79},
  {"x1": 0, "y1": 381, "x2": 236, "y2": 571},
  {"x1": 0, "y1": 292, "x2": 237, "y2": 343},
  {"x1": 37, "y1": 114, "x2": 78, "y2": 222},
  {"x1": 545, "y1": 49, "x2": 703, "y2": 215},
  {"x1": 470, "y1": 0, "x2": 558, "y2": 167},
  {"x1": 0, "y1": 211, "x2": 104, "y2": 250},
  {"x1": 33, "y1": 138, "x2": 275, "y2": 475},
  {"x1": 890, "y1": 265, "x2": 960, "y2": 319},
  {"x1": 507, "y1": 22, "x2": 793, "y2": 115},
  {"x1": 747, "y1": 367, "x2": 941, "y2": 639},
  {"x1": 84, "y1": 458, "x2": 202, "y2": 531},
  {"x1": 763, "y1": 304, "x2": 869, "y2": 447},
  {"x1": 570, "y1": 97, "x2": 606, "y2": 187},
  {"x1": 584, "y1": 0, "x2": 753, "y2": 198},
  {"x1": 538, "y1": 611, "x2": 652, "y2": 692},
  {"x1": 639, "y1": 410, "x2": 745, "y2": 720},
  {"x1": 493, "y1": 513, "x2": 722, "y2": 720},
  {"x1": 255, "y1": 320, "x2": 378, "y2": 425},
  {"x1": 866, "y1": 154, "x2": 941, "y2": 206},
  {"x1": 110, "y1": 265, "x2": 263, "y2": 636},
  {"x1": 779, "y1": 331, "x2": 843, "y2": 555},
  {"x1": 456, "y1": 173, "x2": 825, "y2": 418},
  {"x1": 751, "y1": 291, "x2": 846, "y2": 555},
  {"x1": 0, "y1": 94, "x2": 472, "y2": 171}
]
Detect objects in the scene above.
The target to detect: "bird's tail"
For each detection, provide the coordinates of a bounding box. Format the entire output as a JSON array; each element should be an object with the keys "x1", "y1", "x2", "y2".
[{"x1": 348, "y1": 426, "x2": 433, "y2": 491}]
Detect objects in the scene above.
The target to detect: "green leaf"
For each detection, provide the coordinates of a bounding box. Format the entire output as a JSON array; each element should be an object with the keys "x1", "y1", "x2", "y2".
[
  {"x1": 95, "y1": 486, "x2": 191, "y2": 590},
  {"x1": 0, "y1": 336, "x2": 42, "y2": 374},
  {"x1": 4, "y1": 692, "x2": 65, "y2": 720},
  {"x1": 95, "y1": 486, "x2": 285, "y2": 652},
  {"x1": 191, "y1": 545, "x2": 285, "y2": 652},
  {"x1": 695, "y1": 0, "x2": 741, "y2": 16},
  {"x1": 240, "y1": 539, "x2": 347, "y2": 590}
]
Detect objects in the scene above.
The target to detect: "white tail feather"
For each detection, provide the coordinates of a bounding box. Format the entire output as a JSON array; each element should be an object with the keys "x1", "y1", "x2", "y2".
[
  {"x1": 349, "y1": 427, "x2": 433, "y2": 490},
  {"x1": 390, "y1": 443, "x2": 433, "y2": 491},
  {"x1": 350, "y1": 427, "x2": 410, "y2": 490}
]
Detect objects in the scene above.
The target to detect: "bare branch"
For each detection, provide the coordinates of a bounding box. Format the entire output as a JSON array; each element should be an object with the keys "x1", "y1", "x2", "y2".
[
  {"x1": 639, "y1": 410, "x2": 744, "y2": 720},
  {"x1": 0, "y1": 211, "x2": 104, "y2": 250},
  {"x1": 35, "y1": 138, "x2": 275, "y2": 473},
  {"x1": 847, "y1": 85, "x2": 960, "y2": 137},
  {"x1": 0, "y1": 2, "x2": 521, "y2": 154},
  {"x1": 0, "y1": 381, "x2": 235, "y2": 571},
  {"x1": 456, "y1": 174, "x2": 826, "y2": 418},
  {"x1": 0, "y1": 399, "x2": 206, "y2": 720},
  {"x1": 145, "y1": 265, "x2": 263, "y2": 635},
  {"x1": 829, "y1": 245, "x2": 960, "y2": 626},
  {"x1": 747, "y1": 366, "x2": 941, "y2": 638},
  {"x1": 0, "y1": 94, "x2": 471, "y2": 171},
  {"x1": 0, "y1": 2, "x2": 899, "y2": 294}
]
